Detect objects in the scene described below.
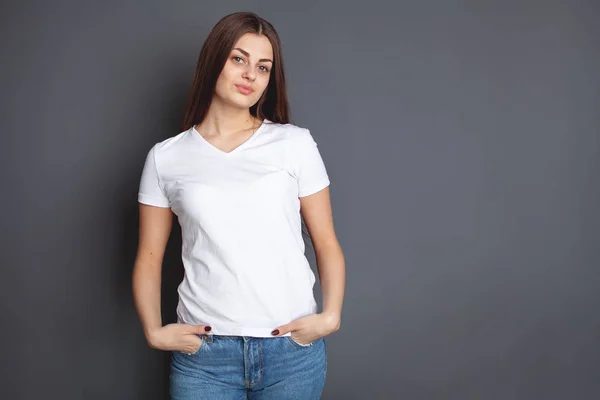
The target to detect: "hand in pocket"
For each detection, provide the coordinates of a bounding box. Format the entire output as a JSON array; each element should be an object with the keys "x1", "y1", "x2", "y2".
[{"x1": 146, "y1": 323, "x2": 212, "y2": 353}]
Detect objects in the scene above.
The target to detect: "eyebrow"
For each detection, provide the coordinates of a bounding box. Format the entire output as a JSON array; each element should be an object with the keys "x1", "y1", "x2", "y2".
[{"x1": 233, "y1": 47, "x2": 273, "y2": 63}]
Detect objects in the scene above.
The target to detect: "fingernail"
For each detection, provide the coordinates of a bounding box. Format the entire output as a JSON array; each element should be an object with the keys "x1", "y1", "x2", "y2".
[
  {"x1": 271, "y1": 329, "x2": 279, "y2": 335},
  {"x1": 205, "y1": 326, "x2": 212, "y2": 332}
]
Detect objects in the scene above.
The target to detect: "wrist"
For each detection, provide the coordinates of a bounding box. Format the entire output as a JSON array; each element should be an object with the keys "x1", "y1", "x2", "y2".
[
  {"x1": 144, "y1": 326, "x2": 162, "y2": 345},
  {"x1": 320, "y1": 311, "x2": 341, "y2": 332}
]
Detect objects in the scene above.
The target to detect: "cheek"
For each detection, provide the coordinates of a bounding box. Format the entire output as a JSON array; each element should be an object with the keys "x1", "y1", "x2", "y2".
[
  {"x1": 214, "y1": 72, "x2": 236, "y2": 97},
  {"x1": 218, "y1": 73, "x2": 229, "y2": 85},
  {"x1": 217, "y1": 65, "x2": 236, "y2": 84},
  {"x1": 257, "y1": 77, "x2": 270, "y2": 94}
]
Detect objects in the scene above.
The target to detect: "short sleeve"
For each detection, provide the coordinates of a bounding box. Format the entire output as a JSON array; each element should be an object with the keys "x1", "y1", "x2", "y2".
[
  {"x1": 289, "y1": 128, "x2": 331, "y2": 197},
  {"x1": 138, "y1": 145, "x2": 170, "y2": 208}
]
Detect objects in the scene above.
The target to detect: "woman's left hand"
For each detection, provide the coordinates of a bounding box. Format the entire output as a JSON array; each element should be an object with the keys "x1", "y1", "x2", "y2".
[{"x1": 271, "y1": 312, "x2": 341, "y2": 345}]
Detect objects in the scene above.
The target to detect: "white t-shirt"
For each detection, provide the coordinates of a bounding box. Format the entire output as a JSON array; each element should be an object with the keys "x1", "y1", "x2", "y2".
[{"x1": 137, "y1": 119, "x2": 330, "y2": 337}]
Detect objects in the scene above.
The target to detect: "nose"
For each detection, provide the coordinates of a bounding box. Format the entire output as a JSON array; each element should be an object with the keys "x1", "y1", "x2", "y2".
[{"x1": 243, "y1": 64, "x2": 256, "y2": 81}]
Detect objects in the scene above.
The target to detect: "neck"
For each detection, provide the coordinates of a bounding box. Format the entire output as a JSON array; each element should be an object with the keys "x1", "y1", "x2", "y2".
[{"x1": 198, "y1": 99, "x2": 260, "y2": 138}]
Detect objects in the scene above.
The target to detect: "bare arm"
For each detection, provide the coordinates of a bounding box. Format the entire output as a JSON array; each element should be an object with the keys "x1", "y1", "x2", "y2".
[
  {"x1": 132, "y1": 204, "x2": 209, "y2": 353},
  {"x1": 132, "y1": 203, "x2": 173, "y2": 343},
  {"x1": 300, "y1": 186, "x2": 346, "y2": 330}
]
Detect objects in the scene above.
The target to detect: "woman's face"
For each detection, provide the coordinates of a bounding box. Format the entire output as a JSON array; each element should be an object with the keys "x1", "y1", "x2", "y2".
[{"x1": 214, "y1": 33, "x2": 273, "y2": 111}]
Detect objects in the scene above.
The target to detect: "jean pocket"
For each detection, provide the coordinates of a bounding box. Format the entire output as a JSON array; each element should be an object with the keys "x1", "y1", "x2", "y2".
[
  {"x1": 286, "y1": 334, "x2": 315, "y2": 348},
  {"x1": 180, "y1": 334, "x2": 205, "y2": 355}
]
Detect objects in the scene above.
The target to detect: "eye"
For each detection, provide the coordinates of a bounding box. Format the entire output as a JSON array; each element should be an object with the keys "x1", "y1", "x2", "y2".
[
  {"x1": 232, "y1": 56, "x2": 244, "y2": 63},
  {"x1": 259, "y1": 66, "x2": 270, "y2": 73}
]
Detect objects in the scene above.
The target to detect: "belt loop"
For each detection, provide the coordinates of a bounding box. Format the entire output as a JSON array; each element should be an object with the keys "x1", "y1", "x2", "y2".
[{"x1": 204, "y1": 334, "x2": 213, "y2": 344}]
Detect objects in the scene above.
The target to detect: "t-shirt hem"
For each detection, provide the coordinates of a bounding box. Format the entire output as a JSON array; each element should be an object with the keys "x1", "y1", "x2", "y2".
[
  {"x1": 138, "y1": 193, "x2": 170, "y2": 208},
  {"x1": 298, "y1": 176, "x2": 330, "y2": 198},
  {"x1": 177, "y1": 319, "x2": 292, "y2": 337}
]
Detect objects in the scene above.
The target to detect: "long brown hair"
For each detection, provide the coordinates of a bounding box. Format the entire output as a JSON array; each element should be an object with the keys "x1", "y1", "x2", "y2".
[{"x1": 181, "y1": 12, "x2": 291, "y2": 131}]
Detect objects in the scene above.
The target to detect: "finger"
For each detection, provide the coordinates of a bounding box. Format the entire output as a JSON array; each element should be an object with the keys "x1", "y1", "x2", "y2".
[
  {"x1": 184, "y1": 324, "x2": 212, "y2": 334},
  {"x1": 271, "y1": 323, "x2": 293, "y2": 336}
]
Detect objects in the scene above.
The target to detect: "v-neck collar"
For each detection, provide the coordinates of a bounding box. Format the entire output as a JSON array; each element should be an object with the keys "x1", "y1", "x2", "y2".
[{"x1": 191, "y1": 118, "x2": 270, "y2": 156}]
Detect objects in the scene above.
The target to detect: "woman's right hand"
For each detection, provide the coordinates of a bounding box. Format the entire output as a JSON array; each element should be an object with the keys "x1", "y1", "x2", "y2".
[{"x1": 146, "y1": 323, "x2": 212, "y2": 353}]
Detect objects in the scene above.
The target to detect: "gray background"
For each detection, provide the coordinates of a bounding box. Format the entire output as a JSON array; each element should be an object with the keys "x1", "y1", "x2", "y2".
[{"x1": 1, "y1": 0, "x2": 598, "y2": 399}]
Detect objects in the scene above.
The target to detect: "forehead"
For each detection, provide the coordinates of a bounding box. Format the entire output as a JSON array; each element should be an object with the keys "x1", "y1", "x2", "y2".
[{"x1": 232, "y1": 33, "x2": 273, "y2": 58}]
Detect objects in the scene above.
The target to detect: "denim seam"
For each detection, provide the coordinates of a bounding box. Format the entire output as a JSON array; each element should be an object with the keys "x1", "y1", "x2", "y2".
[{"x1": 248, "y1": 339, "x2": 264, "y2": 388}]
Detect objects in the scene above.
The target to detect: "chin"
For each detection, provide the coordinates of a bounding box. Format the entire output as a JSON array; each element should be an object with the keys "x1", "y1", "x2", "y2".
[
  {"x1": 212, "y1": 93, "x2": 247, "y2": 109},
  {"x1": 230, "y1": 96, "x2": 258, "y2": 109}
]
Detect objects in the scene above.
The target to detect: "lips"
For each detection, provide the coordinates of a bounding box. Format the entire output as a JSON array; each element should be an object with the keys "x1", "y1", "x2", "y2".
[{"x1": 235, "y1": 84, "x2": 254, "y2": 95}]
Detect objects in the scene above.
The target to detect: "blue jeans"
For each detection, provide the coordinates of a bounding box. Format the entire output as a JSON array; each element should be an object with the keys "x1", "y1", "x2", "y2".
[{"x1": 170, "y1": 334, "x2": 327, "y2": 399}]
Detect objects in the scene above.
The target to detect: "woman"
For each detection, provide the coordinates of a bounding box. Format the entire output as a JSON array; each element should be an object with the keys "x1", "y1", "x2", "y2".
[{"x1": 133, "y1": 11, "x2": 346, "y2": 400}]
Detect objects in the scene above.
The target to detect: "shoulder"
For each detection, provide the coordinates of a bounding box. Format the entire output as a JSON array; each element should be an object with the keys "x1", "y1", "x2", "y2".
[
  {"x1": 263, "y1": 119, "x2": 314, "y2": 144},
  {"x1": 154, "y1": 128, "x2": 189, "y2": 151},
  {"x1": 148, "y1": 128, "x2": 191, "y2": 159}
]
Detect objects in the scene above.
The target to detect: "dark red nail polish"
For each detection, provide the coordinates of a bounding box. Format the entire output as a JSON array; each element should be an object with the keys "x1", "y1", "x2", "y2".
[
  {"x1": 205, "y1": 326, "x2": 212, "y2": 332},
  {"x1": 271, "y1": 329, "x2": 279, "y2": 335}
]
